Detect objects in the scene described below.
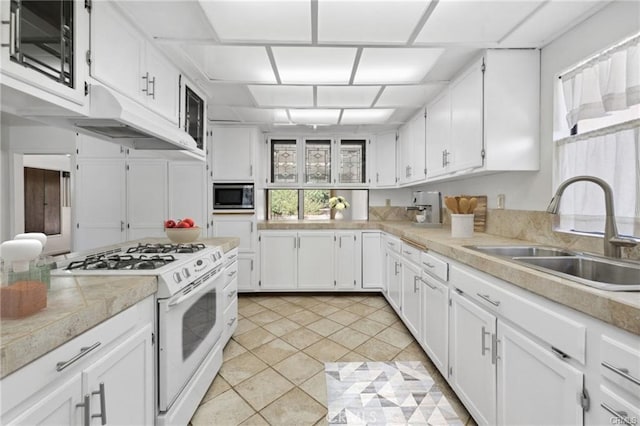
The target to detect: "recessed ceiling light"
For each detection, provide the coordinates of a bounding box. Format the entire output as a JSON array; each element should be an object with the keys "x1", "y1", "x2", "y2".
[
  {"x1": 289, "y1": 109, "x2": 341, "y2": 125},
  {"x1": 200, "y1": 46, "x2": 276, "y2": 83},
  {"x1": 354, "y1": 48, "x2": 444, "y2": 84},
  {"x1": 317, "y1": 86, "x2": 381, "y2": 107},
  {"x1": 340, "y1": 109, "x2": 395, "y2": 124},
  {"x1": 272, "y1": 47, "x2": 357, "y2": 84}
]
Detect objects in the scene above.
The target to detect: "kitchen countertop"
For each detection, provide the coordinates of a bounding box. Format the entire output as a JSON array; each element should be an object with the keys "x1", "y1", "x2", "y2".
[
  {"x1": 259, "y1": 220, "x2": 640, "y2": 336},
  {"x1": 0, "y1": 237, "x2": 240, "y2": 379}
]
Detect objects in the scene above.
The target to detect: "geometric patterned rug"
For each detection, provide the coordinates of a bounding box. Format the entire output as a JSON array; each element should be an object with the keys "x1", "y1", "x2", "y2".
[{"x1": 325, "y1": 361, "x2": 464, "y2": 425}]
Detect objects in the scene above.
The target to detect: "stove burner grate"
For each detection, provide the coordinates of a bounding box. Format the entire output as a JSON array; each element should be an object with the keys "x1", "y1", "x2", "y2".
[
  {"x1": 66, "y1": 254, "x2": 177, "y2": 271},
  {"x1": 126, "y1": 243, "x2": 206, "y2": 254}
]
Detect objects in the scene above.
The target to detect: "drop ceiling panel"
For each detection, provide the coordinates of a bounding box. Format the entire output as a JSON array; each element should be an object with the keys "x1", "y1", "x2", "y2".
[
  {"x1": 317, "y1": 86, "x2": 381, "y2": 107},
  {"x1": 207, "y1": 105, "x2": 241, "y2": 122},
  {"x1": 500, "y1": 1, "x2": 607, "y2": 47},
  {"x1": 201, "y1": 46, "x2": 276, "y2": 83},
  {"x1": 199, "y1": 0, "x2": 311, "y2": 43},
  {"x1": 354, "y1": 48, "x2": 445, "y2": 84},
  {"x1": 317, "y1": 0, "x2": 431, "y2": 44},
  {"x1": 248, "y1": 85, "x2": 314, "y2": 107},
  {"x1": 233, "y1": 107, "x2": 289, "y2": 123},
  {"x1": 272, "y1": 47, "x2": 357, "y2": 84},
  {"x1": 376, "y1": 85, "x2": 446, "y2": 107},
  {"x1": 415, "y1": 1, "x2": 544, "y2": 44},
  {"x1": 289, "y1": 109, "x2": 341, "y2": 125},
  {"x1": 206, "y1": 84, "x2": 256, "y2": 107},
  {"x1": 340, "y1": 109, "x2": 395, "y2": 125}
]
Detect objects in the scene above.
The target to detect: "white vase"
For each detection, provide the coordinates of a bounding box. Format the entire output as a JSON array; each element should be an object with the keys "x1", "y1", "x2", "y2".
[{"x1": 334, "y1": 210, "x2": 344, "y2": 220}]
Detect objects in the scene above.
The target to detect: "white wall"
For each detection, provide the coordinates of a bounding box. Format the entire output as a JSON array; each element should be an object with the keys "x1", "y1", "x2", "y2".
[
  {"x1": 369, "y1": 187, "x2": 413, "y2": 206},
  {"x1": 413, "y1": 1, "x2": 640, "y2": 211}
]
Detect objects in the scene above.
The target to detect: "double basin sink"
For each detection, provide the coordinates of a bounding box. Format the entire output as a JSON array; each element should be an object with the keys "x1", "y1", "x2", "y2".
[{"x1": 466, "y1": 245, "x2": 640, "y2": 291}]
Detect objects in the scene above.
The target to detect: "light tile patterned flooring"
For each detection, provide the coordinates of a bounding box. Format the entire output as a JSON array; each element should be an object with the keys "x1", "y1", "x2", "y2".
[{"x1": 190, "y1": 294, "x2": 476, "y2": 426}]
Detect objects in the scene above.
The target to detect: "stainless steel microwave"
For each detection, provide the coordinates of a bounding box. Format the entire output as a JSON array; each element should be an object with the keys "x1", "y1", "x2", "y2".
[{"x1": 213, "y1": 183, "x2": 254, "y2": 210}]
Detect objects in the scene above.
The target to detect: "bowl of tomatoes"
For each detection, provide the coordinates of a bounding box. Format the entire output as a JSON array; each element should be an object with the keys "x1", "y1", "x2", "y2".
[{"x1": 164, "y1": 218, "x2": 201, "y2": 243}]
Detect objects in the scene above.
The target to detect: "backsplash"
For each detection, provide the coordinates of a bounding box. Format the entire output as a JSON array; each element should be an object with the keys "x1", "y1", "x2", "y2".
[
  {"x1": 369, "y1": 206, "x2": 415, "y2": 221},
  {"x1": 484, "y1": 209, "x2": 640, "y2": 261}
]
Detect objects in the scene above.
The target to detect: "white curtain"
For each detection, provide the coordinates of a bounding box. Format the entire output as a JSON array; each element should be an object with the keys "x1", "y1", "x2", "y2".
[
  {"x1": 561, "y1": 34, "x2": 640, "y2": 129},
  {"x1": 555, "y1": 122, "x2": 640, "y2": 237}
]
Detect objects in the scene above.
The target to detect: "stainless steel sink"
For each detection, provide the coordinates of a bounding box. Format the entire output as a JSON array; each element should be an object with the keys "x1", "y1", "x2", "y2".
[
  {"x1": 465, "y1": 245, "x2": 640, "y2": 291},
  {"x1": 467, "y1": 245, "x2": 575, "y2": 257},
  {"x1": 513, "y1": 256, "x2": 640, "y2": 291}
]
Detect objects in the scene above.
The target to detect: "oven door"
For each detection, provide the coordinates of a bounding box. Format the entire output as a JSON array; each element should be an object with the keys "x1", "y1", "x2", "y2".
[{"x1": 158, "y1": 268, "x2": 224, "y2": 411}]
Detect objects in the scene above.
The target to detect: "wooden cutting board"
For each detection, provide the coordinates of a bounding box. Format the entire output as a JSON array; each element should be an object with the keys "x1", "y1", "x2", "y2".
[{"x1": 459, "y1": 195, "x2": 487, "y2": 232}]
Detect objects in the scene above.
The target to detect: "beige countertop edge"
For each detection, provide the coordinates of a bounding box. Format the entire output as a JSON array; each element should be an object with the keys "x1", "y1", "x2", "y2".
[
  {"x1": 0, "y1": 237, "x2": 239, "y2": 379},
  {"x1": 259, "y1": 220, "x2": 640, "y2": 336}
]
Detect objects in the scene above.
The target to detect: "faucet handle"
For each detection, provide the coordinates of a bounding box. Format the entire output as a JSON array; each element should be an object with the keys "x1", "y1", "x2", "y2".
[{"x1": 609, "y1": 237, "x2": 638, "y2": 248}]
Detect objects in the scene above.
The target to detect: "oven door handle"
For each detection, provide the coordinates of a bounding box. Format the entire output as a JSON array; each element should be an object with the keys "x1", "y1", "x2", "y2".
[{"x1": 167, "y1": 274, "x2": 223, "y2": 308}]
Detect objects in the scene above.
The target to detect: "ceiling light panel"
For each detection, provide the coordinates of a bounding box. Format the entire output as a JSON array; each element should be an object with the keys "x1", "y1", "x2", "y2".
[
  {"x1": 248, "y1": 86, "x2": 314, "y2": 107},
  {"x1": 415, "y1": 0, "x2": 543, "y2": 44},
  {"x1": 316, "y1": 86, "x2": 380, "y2": 107},
  {"x1": 207, "y1": 105, "x2": 241, "y2": 122},
  {"x1": 317, "y1": 0, "x2": 432, "y2": 44},
  {"x1": 201, "y1": 46, "x2": 276, "y2": 83},
  {"x1": 199, "y1": 0, "x2": 311, "y2": 43},
  {"x1": 289, "y1": 109, "x2": 341, "y2": 125},
  {"x1": 376, "y1": 85, "x2": 445, "y2": 107},
  {"x1": 272, "y1": 47, "x2": 357, "y2": 84},
  {"x1": 233, "y1": 108, "x2": 289, "y2": 123},
  {"x1": 340, "y1": 109, "x2": 394, "y2": 125},
  {"x1": 354, "y1": 48, "x2": 444, "y2": 84}
]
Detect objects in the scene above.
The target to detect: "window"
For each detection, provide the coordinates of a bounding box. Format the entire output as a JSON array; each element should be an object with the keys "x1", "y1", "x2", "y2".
[
  {"x1": 339, "y1": 139, "x2": 366, "y2": 184},
  {"x1": 268, "y1": 189, "x2": 298, "y2": 221},
  {"x1": 267, "y1": 189, "x2": 369, "y2": 221},
  {"x1": 304, "y1": 139, "x2": 331, "y2": 184},
  {"x1": 271, "y1": 139, "x2": 297, "y2": 184},
  {"x1": 554, "y1": 33, "x2": 639, "y2": 238}
]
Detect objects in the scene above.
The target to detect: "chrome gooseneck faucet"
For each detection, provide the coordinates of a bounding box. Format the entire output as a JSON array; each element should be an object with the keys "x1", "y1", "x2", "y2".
[{"x1": 547, "y1": 176, "x2": 637, "y2": 258}]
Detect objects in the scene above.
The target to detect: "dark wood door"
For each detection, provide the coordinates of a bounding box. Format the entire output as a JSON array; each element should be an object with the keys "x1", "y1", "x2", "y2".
[{"x1": 24, "y1": 167, "x2": 61, "y2": 235}]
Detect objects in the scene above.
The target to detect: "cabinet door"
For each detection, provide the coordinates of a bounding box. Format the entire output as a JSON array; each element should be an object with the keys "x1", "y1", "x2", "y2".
[
  {"x1": 450, "y1": 59, "x2": 484, "y2": 173},
  {"x1": 7, "y1": 375, "x2": 83, "y2": 425},
  {"x1": 168, "y1": 162, "x2": 207, "y2": 231},
  {"x1": 90, "y1": 1, "x2": 144, "y2": 102},
  {"x1": 212, "y1": 127, "x2": 255, "y2": 181},
  {"x1": 410, "y1": 110, "x2": 427, "y2": 183},
  {"x1": 83, "y1": 324, "x2": 154, "y2": 426},
  {"x1": 373, "y1": 132, "x2": 396, "y2": 187},
  {"x1": 397, "y1": 123, "x2": 412, "y2": 184},
  {"x1": 335, "y1": 232, "x2": 359, "y2": 289},
  {"x1": 145, "y1": 46, "x2": 179, "y2": 124},
  {"x1": 259, "y1": 233, "x2": 297, "y2": 289},
  {"x1": 421, "y1": 275, "x2": 449, "y2": 378},
  {"x1": 238, "y1": 254, "x2": 256, "y2": 291},
  {"x1": 497, "y1": 322, "x2": 584, "y2": 426},
  {"x1": 74, "y1": 159, "x2": 126, "y2": 252},
  {"x1": 449, "y1": 291, "x2": 497, "y2": 425},
  {"x1": 386, "y1": 250, "x2": 402, "y2": 312},
  {"x1": 362, "y1": 232, "x2": 383, "y2": 289},
  {"x1": 126, "y1": 160, "x2": 167, "y2": 239},
  {"x1": 212, "y1": 215, "x2": 255, "y2": 252},
  {"x1": 426, "y1": 89, "x2": 450, "y2": 179},
  {"x1": 401, "y1": 260, "x2": 421, "y2": 338},
  {"x1": 298, "y1": 232, "x2": 334, "y2": 289}
]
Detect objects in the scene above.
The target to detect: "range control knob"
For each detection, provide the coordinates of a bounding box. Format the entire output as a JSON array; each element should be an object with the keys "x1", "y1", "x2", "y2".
[
  {"x1": 183, "y1": 268, "x2": 191, "y2": 279},
  {"x1": 173, "y1": 272, "x2": 182, "y2": 284},
  {"x1": 196, "y1": 259, "x2": 203, "y2": 266}
]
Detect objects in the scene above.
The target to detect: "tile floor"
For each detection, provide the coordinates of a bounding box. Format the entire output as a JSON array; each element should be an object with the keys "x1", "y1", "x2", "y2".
[{"x1": 190, "y1": 294, "x2": 476, "y2": 426}]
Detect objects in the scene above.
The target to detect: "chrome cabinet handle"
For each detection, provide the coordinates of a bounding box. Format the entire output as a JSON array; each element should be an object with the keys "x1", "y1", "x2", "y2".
[
  {"x1": 250, "y1": 259, "x2": 254, "y2": 271},
  {"x1": 394, "y1": 262, "x2": 400, "y2": 276},
  {"x1": 142, "y1": 72, "x2": 150, "y2": 95},
  {"x1": 421, "y1": 277, "x2": 437, "y2": 290},
  {"x1": 491, "y1": 333, "x2": 498, "y2": 365},
  {"x1": 602, "y1": 362, "x2": 640, "y2": 386},
  {"x1": 56, "y1": 342, "x2": 101, "y2": 371},
  {"x1": 249, "y1": 164, "x2": 253, "y2": 177},
  {"x1": 403, "y1": 250, "x2": 412, "y2": 256},
  {"x1": 422, "y1": 261, "x2": 435, "y2": 268},
  {"x1": 91, "y1": 382, "x2": 107, "y2": 425},
  {"x1": 148, "y1": 76, "x2": 156, "y2": 99},
  {"x1": 76, "y1": 394, "x2": 91, "y2": 426},
  {"x1": 228, "y1": 290, "x2": 237, "y2": 299},
  {"x1": 227, "y1": 317, "x2": 237, "y2": 326},
  {"x1": 376, "y1": 172, "x2": 379, "y2": 183},
  {"x1": 120, "y1": 221, "x2": 125, "y2": 232},
  {"x1": 477, "y1": 293, "x2": 501, "y2": 307},
  {"x1": 600, "y1": 403, "x2": 631, "y2": 425},
  {"x1": 413, "y1": 275, "x2": 419, "y2": 292},
  {"x1": 481, "y1": 326, "x2": 491, "y2": 357},
  {"x1": 227, "y1": 270, "x2": 237, "y2": 278}
]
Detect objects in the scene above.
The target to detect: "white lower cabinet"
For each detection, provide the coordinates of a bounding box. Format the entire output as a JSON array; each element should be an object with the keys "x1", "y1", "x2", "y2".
[
  {"x1": 237, "y1": 254, "x2": 257, "y2": 291},
  {"x1": 361, "y1": 232, "x2": 383, "y2": 289},
  {"x1": 497, "y1": 321, "x2": 584, "y2": 426},
  {"x1": 1, "y1": 297, "x2": 154, "y2": 425},
  {"x1": 420, "y1": 273, "x2": 449, "y2": 378},
  {"x1": 212, "y1": 215, "x2": 256, "y2": 251},
  {"x1": 449, "y1": 290, "x2": 497, "y2": 425},
  {"x1": 385, "y1": 249, "x2": 402, "y2": 312},
  {"x1": 401, "y1": 258, "x2": 421, "y2": 339},
  {"x1": 259, "y1": 231, "x2": 361, "y2": 290}
]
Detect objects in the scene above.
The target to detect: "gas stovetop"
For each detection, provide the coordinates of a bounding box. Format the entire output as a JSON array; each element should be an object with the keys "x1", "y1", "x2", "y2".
[{"x1": 52, "y1": 243, "x2": 225, "y2": 298}]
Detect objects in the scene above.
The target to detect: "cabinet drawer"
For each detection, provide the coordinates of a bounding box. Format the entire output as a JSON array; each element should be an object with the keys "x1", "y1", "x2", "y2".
[
  {"x1": 384, "y1": 235, "x2": 401, "y2": 253},
  {"x1": 224, "y1": 298, "x2": 238, "y2": 340},
  {"x1": 601, "y1": 335, "x2": 640, "y2": 397},
  {"x1": 421, "y1": 251, "x2": 448, "y2": 281},
  {"x1": 224, "y1": 277, "x2": 238, "y2": 307},
  {"x1": 225, "y1": 261, "x2": 238, "y2": 286},
  {"x1": 598, "y1": 385, "x2": 640, "y2": 425},
  {"x1": 450, "y1": 264, "x2": 586, "y2": 364},
  {"x1": 401, "y1": 243, "x2": 421, "y2": 264}
]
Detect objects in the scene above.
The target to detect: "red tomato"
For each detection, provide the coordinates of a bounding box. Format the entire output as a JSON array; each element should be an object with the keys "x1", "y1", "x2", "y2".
[
  {"x1": 182, "y1": 218, "x2": 195, "y2": 227},
  {"x1": 164, "y1": 220, "x2": 176, "y2": 228}
]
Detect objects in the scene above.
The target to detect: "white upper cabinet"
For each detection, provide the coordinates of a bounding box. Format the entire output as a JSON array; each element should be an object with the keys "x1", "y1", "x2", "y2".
[
  {"x1": 90, "y1": 1, "x2": 179, "y2": 124},
  {"x1": 211, "y1": 126, "x2": 257, "y2": 181},
  {"x1": 372, "y1": 132, "x2": 397, "y2": 187},
  {"x1": 425, "y1": 49, "x2": 540, "y2": 181},
  {"x1": 0, "y1": 0, "x2": 90, "y2": 112},
  {"x1": 397, "y1": 108, "x2": 426, "y2": 185}
]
